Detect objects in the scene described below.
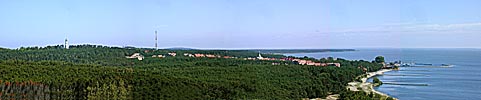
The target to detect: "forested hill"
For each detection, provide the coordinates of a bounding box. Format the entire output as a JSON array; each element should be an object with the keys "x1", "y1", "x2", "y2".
[
  {"x1": 0, "y1": 47, "x2": 8, "y2": 51},
  {"x1": 0, "y1": 44, "x2": 383, "y2": 99},
  {"x1": 0, "y1": 44, "x2": 283, "y2": 66}
]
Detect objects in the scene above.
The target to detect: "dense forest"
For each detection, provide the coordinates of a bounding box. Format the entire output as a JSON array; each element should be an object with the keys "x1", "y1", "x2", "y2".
[{"x1": 0, "y1": 44, "x2": 383, "y2": 99}]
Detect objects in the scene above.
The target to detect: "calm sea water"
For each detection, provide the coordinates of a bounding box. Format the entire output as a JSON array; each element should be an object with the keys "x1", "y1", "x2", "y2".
[{"x1": 286, "y1": 49, "x2": 481, "y2": 100}]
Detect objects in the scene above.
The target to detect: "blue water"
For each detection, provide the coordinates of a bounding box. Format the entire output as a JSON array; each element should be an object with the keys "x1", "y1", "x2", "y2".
[{"x1": 286, "y1": 49, "x2": 481, "y2": 100}]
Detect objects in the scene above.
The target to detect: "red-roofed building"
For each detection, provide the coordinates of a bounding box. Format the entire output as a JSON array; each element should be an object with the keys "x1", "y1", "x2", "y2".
[{"x1": 194, "y1": 54, "x2": 205, "y2": 57}]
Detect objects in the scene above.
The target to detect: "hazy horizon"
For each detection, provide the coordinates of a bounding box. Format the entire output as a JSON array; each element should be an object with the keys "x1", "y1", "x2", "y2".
[
  {"x1": 2, "y1": 0, "x2": 481, "y2": 49},
  {"x1": 2, "y1": 43, "x2": 481, "y2": 50}
]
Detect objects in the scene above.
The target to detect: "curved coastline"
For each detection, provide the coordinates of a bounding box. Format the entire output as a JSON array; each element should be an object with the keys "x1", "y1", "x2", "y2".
[
  {"x1": 347, "y1": 69, "x2": 397, "y2": 100},
  {"x1": 367, "y1": 69, "x2": 394, "y2": 98}
]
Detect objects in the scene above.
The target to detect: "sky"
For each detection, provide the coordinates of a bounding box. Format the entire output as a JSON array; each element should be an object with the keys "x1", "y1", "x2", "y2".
[{"x1": 1, "y1": 0, "x2": 481, "y2": 49}]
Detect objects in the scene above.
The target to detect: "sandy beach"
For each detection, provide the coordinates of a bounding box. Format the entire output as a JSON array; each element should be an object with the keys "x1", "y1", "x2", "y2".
[
  {"x1": 318, "y1": 69, "x2": 395, "y2": 100},
  {"x1": 346, "y1": 69, "x2": 396, "y2": 99}
]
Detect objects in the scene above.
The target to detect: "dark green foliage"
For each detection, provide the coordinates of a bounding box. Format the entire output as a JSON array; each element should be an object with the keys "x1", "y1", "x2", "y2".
[
  {"x1": 373, "y1": 77, "x2": 381, "y2": 84},
  {"x1": 373, "y1": 77, "x2": 383, "y2": 87},
  {"x1": 0, "y1": 81, "x2": 50, "y2": 99},
  {"x1": 339, "y1": 91, "x2": 374, "y2": 100},
  {"x1": 0, "y1": 44, "x2": 284, "y2": 66},
  {"x1": 374, "y1": 56, "x2": 385, "y2": 63},
  {"x1": 339, "y1": 90, "x2": 390, "y2": 100},
  {"x1": 0, "y1": 47, "x2": 8, "y2": 51},
  {"x1": 0, "y1": 45, "x2": 383, "y2": 99}
]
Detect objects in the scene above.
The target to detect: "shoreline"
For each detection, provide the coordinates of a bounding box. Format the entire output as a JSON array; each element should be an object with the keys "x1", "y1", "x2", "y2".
[
  {"x1": 347, "y1": 69, "x2": 396, "y2": 100},
  {"x1": 366, "y1": 69, "x2": 394, "y2": 98}
]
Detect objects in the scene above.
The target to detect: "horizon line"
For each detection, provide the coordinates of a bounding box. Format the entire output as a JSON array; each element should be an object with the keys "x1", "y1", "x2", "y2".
[{"x1": 1, "y1": 43, "x2": 480, "y2": 50}]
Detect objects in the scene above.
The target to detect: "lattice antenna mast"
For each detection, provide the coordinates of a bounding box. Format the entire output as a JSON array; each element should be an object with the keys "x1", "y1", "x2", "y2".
[{"x1": 155, "y1": 31, "x2": 158, "y2": 50}]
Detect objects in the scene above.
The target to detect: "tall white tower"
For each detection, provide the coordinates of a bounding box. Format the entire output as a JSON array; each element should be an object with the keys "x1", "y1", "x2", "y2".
[
  {"x1": 155, "y1": 31, "x2": 158, "y2": 50},
  {"x1": 257, "y1": 51, "x2": 263, "y2": 59},
  {"x1": 65, "y1": 37, "x2": 69, "y2": 49}
]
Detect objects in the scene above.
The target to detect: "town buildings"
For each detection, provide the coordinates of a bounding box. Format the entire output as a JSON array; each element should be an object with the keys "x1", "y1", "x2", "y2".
[
  {"x1": 126, "y1": 53, "x2": 144, "y2": 60},
  {"x1": 127, "y1": 52, "x2": 340, "y2": 67}
]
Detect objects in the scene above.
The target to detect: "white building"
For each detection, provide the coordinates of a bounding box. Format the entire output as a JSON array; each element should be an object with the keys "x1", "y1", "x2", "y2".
[
  {"x1": 126, "y1": 53, "x2": 144, "y2": 60},
  {"x1": 65, "y1": 38, "x2": 69, "y2": 49},
  {"x1": 257, "y1": 52, "x2": 264, "y2": 59}
]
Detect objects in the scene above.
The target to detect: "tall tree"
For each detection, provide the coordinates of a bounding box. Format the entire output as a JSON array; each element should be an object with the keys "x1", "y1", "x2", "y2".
[{"x1": 374, "y1": 56, "x2": 385, "y2": 63}]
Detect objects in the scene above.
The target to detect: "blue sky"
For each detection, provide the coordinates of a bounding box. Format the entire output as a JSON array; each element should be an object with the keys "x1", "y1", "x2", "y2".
[{"x1": 1, "y1": 0, "x2": 481, "y2": 49}]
